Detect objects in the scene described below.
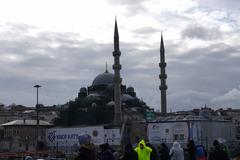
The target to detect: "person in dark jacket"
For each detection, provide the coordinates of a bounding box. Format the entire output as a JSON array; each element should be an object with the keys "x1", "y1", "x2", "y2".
[
  {"x1": 122, "y1": 143, "x2": 138, "y2": 160},
  {"x1": 208, "y1": 140, "x2": 229, "y2": 160},
  {"x1": 99, "y1": 143, "x2": 115, "y2": 160},
  {"x1": 159, "y1": 143, "x2": 170, "y2": 160},
  {"x1": 146, "y1": 142, "x2": 159, "y2": 160},
  {"x1": 74, "y1": 134, "x2": 97, "y2": 160},
  {"x1": 187, "y1": 140, "x2": 196, "y2": 160}
]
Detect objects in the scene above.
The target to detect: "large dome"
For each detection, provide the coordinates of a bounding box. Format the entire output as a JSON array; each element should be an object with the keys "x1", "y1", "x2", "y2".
[{"x1": 92, "y1": 71, "x2": 114, "y2": 86}]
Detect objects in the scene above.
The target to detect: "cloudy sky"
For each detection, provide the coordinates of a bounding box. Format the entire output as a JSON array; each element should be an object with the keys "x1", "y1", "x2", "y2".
[{"x1": 0, "y1": 0, "x2": 239, "y2": 111}]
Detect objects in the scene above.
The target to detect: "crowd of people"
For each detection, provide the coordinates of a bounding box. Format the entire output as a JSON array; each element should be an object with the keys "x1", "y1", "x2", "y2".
[{"x1": 73, "y1": 134, "x2": 240, "y2": 160}]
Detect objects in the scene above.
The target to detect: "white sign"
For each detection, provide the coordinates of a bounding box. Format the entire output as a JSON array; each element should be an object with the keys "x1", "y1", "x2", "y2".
[
  {"x1": 46, "y1": 126, "x2": 105, "y2": 146},
  {"x1": 104, "y1": 129, "x2": 121, "y2": 145},
  {"x1": 147, "y1": 122, "x2": 188, "y2": 144}
]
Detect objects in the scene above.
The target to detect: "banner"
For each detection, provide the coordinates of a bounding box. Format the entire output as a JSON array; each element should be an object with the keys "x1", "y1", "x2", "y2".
[
  {"x1": 147, "y1": 122, "x2": 188, "y2": 144},
  {"x1": 46, "y1": 126, "x2": 105, "y2": 146},
  {"x1": 104, "y1": 129, "x2": 121, "y2": 145}
]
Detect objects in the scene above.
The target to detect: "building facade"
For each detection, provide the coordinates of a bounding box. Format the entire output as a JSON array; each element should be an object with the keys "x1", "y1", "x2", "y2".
[{"x1": 0, "y1": 119, "x2": 52, "y2": 152}]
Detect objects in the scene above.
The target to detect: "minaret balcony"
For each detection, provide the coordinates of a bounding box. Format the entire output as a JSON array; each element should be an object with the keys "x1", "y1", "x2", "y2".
[
  {"x1": 159, "y1": 85, "x2": 168, "y2": 90},
  {"x1": 113, "y1": 64, "x2": 122, "y2": 70},
  {"x1": 159, "y1": 74, "x2": 167, "y2": 79},
  {"x1": 159, "y1": 62, "x2": 166, "y2": 68},
  {"x1": 113, "y1": 51, "x2": 121, "y2": 56}
]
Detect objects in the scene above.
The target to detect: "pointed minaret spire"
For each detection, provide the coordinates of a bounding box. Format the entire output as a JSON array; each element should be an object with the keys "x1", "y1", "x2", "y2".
[
  {"x1": 160, "y1": 33, "x2": 165, "y2": 61},
  {"x1": 114, "y1": 18, "x2": 119, "y2": 38},
  {"x1": 159, "y1": 33, "x2": 168, "y2": 115},
  {"x1": 114, "y1": 17, "x2": 119, "y2": 51},
  {"x1": 105, "y1": 62, "x2": 108, "y2": 73},
  {"x1": 112, "y1": 17, "x2": 122, "y2": 124}
]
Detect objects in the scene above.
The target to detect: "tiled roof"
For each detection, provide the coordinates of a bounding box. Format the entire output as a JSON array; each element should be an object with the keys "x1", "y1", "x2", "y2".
[{"x1": 0, "y1": 119, "x2": 52, "y2": 126}]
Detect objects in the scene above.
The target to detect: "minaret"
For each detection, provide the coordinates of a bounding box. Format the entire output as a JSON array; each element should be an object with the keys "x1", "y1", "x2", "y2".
[
  {"x1": 159, "y1": 34, "x2": 168, "y2": 115},
  {"x1": 112, "y1": 18, "x2": 122, "y2": 124},
  {"x1": 105, "y1": 62, "x2": 108, "y2": 72}
]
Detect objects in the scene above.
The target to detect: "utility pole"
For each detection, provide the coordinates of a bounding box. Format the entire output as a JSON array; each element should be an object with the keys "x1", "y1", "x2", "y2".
[{"x1": 34, "y1": 84, "x2": 41, "y2": 153}]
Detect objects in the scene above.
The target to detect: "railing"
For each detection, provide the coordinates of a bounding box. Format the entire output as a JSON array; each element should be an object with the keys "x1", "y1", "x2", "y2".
[{"x1": 0, "y1": 150, "x2": 64, "y2": 159}]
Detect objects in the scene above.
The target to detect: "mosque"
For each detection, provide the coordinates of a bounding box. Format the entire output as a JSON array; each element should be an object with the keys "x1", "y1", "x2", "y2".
[
  {"x1": 54, "y1": 19, "x2": 162, "y2": 126},
  {"x1": 77, "y1": 68, "x2": 146, "y2": 112},
  {"x1": 73, "y1": 66, "x2": 151, "y2": 123},
  {"x1": 55, "y1": 71, "x2": 150, "y2": 125}
]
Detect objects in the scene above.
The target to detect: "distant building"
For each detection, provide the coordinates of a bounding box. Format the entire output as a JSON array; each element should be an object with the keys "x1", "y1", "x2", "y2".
[
  {"x1": 148, "y1": 106, "x2": 239, "y2": 149},
  {"x1": 148, "y1": 117, "x2": 236, "y2": 149},
  {"x1": 0, "y1": 103, "x2": 4, "y2": 110},
  {"x1": 0, "y1": 119, "x2": 52, "y2": 152},
  {"x1": 0, "y1": 105, "x2": 59, "y2": 125},
  {"x1": 215, "y1": 108, "x2": 240, "y2": 140}
]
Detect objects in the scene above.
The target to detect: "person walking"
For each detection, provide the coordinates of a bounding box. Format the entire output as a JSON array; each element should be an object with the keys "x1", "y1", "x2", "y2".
[
  {"x1": 187, "y1": 140, "x2": 196, "y2": 160},
  {"x1": 135, "y1": 139, "x2": 152, "y2": 160},
  {"x1": 122, "y1": 143, "x2": 138, "y2": 160},
  {"x1": 146, "y1": 142, "x2": 159, "y2": 160},
  {"x1": 169, "y1": 141, "x2": 184, "y2": 160},
  {"x1": 208, "y1": 140, "x2": 229, "y2": 160},
  {"x1": 159, "y1": 143, "x2": 170, "y2": 160},
  {"x1": 99, "y1": 143, "x2": 115, "y2": 160},
  {"x1": 232, "y1": 142, "x2": 240, "y2": 160},
  {"x1": 74, "y1": 134, "x2": 97, "y2": 160}
]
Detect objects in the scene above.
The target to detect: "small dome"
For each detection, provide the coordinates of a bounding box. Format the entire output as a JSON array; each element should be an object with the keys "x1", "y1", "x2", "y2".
[
  {"x1": 86, "y1": 93, "x2": 101, "y2": 99},
  {"x1": 106, "y1": 101, "x2": 115, "y2": 106},
  {"x1": 122, "y1": 94, "x2": 134, "y2": 102},
  {"x1": 80, "y1": 87, "x2": 87, "y2": 93},
  {"x1": 127, "y1": 87, "x2": 134, "y2": 93},
  {"x1": 82, "y1": 93, "x2": 101, "y2": 104},
  {"x1": 92, "y1": 71, "x2": 114, "y2": 86}
]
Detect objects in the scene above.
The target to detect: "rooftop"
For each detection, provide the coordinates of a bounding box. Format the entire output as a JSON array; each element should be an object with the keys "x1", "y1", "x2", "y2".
[{"x1": 0, "y1": 119, "x2": 52, "y2": 126}]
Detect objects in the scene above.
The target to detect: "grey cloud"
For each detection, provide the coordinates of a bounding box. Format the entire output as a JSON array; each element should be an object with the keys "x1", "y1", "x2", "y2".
[
  {"x1": 154, "y1": 11, "x2": 191, "y2": 28},
  {"x1": 0, "y1": 23, "x2": 240, "y2": 111},
  {"x1": 0, "y1": 23, "x2": 123, "y2": 107},
  {"x1": 211, "y1": 85, "x2": 240, "y2": 107},
  {"x1": 106, "y1": 0, "x2": 148, "y2": 16},
  {"x1": 133, "y1": 27, "x2": 161, "y2": 39},
  {"x1": 168, "y1": 90, "x2": 215, "y2": 111},
  {"x1": 0, "y1": 23, "x2": 36, "y2": 32},
  {"x1": 133, "y1": 27, "x2": 160, "y2": 35},
  {"x1": 182, "y1": 24, "x2": 222, "y2": 40},
  {"x1": 161, "y1": 11, "x2": 191, "y2": 21},
  {"x1": 106, "y1": 0, "x2": 146, "y2": 5},
  {"x1": 166, "y1": 42, "x2": 240, "y2": 109},
  {"x1": 107, "y1": 40, "x2": 240, "y2": 111},
  {"x1": 195, "y1": 0, "x2": 240, "y2": 11}
]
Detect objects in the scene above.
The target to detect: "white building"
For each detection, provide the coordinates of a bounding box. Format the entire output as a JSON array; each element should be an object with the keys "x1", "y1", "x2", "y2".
[{"x1": 148, "y1": 116, "x2": 236, "y2": 149}]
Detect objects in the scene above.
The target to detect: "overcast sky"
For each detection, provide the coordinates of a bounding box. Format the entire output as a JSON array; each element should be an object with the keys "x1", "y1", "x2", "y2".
[{"x1": 0, "y1": 0, "x2": 239, "y2": 111}]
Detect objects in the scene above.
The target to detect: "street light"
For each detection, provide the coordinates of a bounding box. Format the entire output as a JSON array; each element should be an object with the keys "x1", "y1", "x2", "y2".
[{"x1": 34, "y1": 84, "x2": 41, "y2": 152}]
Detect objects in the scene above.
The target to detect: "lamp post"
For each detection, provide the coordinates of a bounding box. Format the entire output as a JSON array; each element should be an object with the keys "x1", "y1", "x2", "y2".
[{"x1": 34, "y1": 84, "x2": 41, "y2": 152}]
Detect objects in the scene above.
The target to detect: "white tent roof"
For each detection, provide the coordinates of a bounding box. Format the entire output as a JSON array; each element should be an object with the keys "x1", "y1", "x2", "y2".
[{"x1": 0, "y1": 119, "x2": 52, "y2": 126}]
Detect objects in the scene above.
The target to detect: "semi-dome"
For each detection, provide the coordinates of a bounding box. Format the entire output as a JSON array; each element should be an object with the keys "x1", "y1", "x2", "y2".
[
  {"x1": 122, "y1": 94, "x2": 134, "y2": 102},
  {"x1": 81, "y1": 93, "x2": 101, "y2": 106},
  {"x1": 92, "y1": 71, "x2": 114, "y2": 86},
  {"x1": 127, "y1": 86, "x2": 134, "y2": 93}
]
